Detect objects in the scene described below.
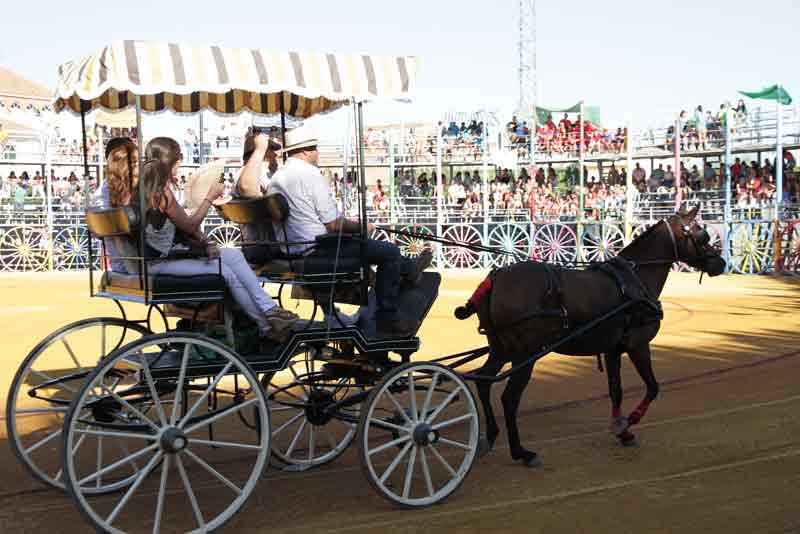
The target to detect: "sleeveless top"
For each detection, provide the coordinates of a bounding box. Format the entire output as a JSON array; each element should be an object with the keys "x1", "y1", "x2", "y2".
[{"x1": 145, "y1": 216, "x2": 176, "y2": 258}]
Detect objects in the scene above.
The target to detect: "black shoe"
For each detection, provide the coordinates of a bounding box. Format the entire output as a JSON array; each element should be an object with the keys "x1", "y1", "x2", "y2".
[
  {"x1": 404, "y1": 249, "x2": 433, "y2": 288},
  {"x1": 376, "y1": 316, "x2": 420, "y2": 338}
]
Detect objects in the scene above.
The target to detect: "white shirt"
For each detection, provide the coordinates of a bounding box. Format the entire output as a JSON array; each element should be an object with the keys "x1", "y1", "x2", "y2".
[
  {"x1": 267, "y1": 157, "x2": 338, "y2": 254},
  {"x1": 233, "y1": 164, "x2": 273, "y2": 197}
]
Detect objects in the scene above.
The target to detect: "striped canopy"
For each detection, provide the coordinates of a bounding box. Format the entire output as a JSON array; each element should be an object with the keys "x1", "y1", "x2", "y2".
[{"x1": 55, "y1": 40, "x2": 418, "y2": 118}]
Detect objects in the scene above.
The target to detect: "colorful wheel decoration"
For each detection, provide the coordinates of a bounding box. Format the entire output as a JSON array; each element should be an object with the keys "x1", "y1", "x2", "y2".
[
  {"x1": 580, "y1": 223, "x2": 625, "y2": 263},
  {"x1": 0, "y1": 226, "x2": 50, "y2": 272},
  {"x1": 487, "y1": 224, "x2": 531, "y2": 267},
  {"x1": 729, "y1": 222, "x2": 774, "y2": 274},
  {"x1": 441, "y1": 224, "x2": 483, "y2": 269},
  {"x1": 207, "y1": 223, "x2": 242, "y2": 249},
  {"x1": 396, "y1": 225, "x2": 435, "y2": 258},
  {"x1": 52, "y1": 226, "x2": 101, "y2": 270},
  {"x1": 370, "y1": 226, "x2": 391, "y2": 242},
  {"x1": 777, "y1": 221, "x2": 800, "y2": 274},
  {"x1": 532, "y1": 223, "x2": 577, "y2": 265}
]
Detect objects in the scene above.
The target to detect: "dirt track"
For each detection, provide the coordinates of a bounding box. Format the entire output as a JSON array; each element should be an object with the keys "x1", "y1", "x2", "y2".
[{"x1": 0, "y1": 271, "x2": 799, "y2": 533}]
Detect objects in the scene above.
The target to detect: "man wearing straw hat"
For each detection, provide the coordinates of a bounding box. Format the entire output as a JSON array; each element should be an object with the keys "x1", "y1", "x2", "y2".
[{"x1": 238, "y1": 127, "x2": 432, "y2": 338}]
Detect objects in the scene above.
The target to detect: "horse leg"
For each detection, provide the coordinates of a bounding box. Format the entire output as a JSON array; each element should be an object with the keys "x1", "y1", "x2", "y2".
[
  {"x1": 475, "y1": 356, "x2": 504, "y2": 455},
  {"x1": 501, "y1": 361, "x2": 541, "y2": 467},
  {"x1": 604, "y1": 352, "x2": 629, "y2": 437},
  {"x1": 623, "y1": 345, "x2": 660, "y2": 445}
]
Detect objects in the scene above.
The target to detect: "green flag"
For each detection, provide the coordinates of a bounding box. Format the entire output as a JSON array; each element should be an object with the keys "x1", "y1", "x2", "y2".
[{"x1": 738, "y1": 85, "x2": 792, "y2": 105}]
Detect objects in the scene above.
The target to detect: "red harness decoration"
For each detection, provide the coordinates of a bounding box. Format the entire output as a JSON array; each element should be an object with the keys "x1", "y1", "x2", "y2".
[{"x1": 468, "y1": 275, "x2": 493, "y2": 308}]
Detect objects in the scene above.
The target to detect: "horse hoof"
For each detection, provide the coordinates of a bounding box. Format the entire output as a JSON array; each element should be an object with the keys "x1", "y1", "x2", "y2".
[
  {"x1": 618, "y1": 431, "x2": 639, "y2": 448},
  {"x1": 477, "y1": 435, "x2": 494, "y2": 458},
  {"x1": 611, "y1": 416, "x2": 630, "y2": 436}
]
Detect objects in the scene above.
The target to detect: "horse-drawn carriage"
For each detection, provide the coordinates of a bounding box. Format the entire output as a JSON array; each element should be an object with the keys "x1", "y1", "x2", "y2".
[{"x1": 6, "y1": 40, "x2": 726, "y2": 534}]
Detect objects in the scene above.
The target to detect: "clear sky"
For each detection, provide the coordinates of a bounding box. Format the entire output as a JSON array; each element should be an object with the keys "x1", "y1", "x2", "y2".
[{"x1": 2, "y1": 0, "x2": 798, "y2": 129}]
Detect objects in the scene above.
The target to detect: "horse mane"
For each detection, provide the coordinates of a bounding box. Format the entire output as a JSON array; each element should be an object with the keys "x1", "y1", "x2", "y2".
[{"x1": 618, "y1": 220, "x2": 665, "y2": 259}]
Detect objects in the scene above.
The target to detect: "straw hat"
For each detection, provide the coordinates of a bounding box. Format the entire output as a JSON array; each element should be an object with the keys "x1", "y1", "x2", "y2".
[
  {"x1": 282, "y1": 125, "x2": 319, "y2": 153},
  {"x1": 186, "y1": 159, "x2": 228, "y2": 209}
]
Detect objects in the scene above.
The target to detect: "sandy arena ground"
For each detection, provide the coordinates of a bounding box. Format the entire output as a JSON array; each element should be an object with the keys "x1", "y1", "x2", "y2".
[{"x1": 0, "y1": 270, "x2": 799, "y2": 533}]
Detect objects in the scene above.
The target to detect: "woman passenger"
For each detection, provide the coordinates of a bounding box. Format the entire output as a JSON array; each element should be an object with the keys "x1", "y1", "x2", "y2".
[{"x1": 140, "y1": 137, "x2": 298, "y2": 341}]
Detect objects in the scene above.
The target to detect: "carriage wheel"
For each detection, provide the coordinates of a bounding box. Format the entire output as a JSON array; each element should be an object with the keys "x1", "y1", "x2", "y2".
[
  {"x1": 581, "y1": 223, "x2": 625, "y2": 263},
  {"x1": 396, "y1": 225, "x2": 434, "y2": 258},
  {"x1": 0, "y1": 225, "x2": 50, "y2": 271},
  {"x1": 6, "y1": 317, "x2": 151, "y2": 492},
  {"x1": 62, "y1": 333, "x2": 270, "y2": 533},
  {"x1": 441, "y1": 224, "x2": 483, "y2": 269},
  {"x1": 207, "y1": 223, "x2": 242, "y2": 249},
  {"x1": 729, "y1": 223, "x2": 774, "y2": 274},
  {"x1": 52, "y1": 226, "x2": 101, "y2": 270},
  {"x1": 487, "y1": 224, "x2": 531, "y2": 267},
  {"x1": 532, "y1": 223, "x2": 577, "y2": 265},
  {"x1": 370, "y1": 226, "x2": 390, "y2": 242},
  {"x1": 358, "y1": 362, "x2": 480, "y2": 508},
  {"x1": 778, "y1": 221, "x2": 800, "y2": 274},
  {"x1": 263, "y1": 345, "x2": 362, "y2": 468}
]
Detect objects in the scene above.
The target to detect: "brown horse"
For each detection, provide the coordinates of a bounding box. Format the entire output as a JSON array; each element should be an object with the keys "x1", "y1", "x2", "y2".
[{"x1": 454, "y1": 208, "x2": 726, "y2": 466}]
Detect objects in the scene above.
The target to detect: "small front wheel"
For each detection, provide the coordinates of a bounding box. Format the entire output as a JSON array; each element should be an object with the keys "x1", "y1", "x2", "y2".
[{"x1": 358, "y1": 362, "x2": 480, "y2": 508}]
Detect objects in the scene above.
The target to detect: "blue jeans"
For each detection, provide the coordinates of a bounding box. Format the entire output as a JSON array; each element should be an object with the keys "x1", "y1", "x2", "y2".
[{"x1": 363, "y1": 238, "x2": 415, "y2": 319}]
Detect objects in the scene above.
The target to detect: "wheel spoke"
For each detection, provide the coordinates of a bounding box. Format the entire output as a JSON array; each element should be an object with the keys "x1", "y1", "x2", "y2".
[
  {"x1": 184, "y1": 398, "x2": 258, "y2": 434},
  {"x1": 106, "y1": 451, "x2": 163, "y2": 525},
  {"x1": 402, "y1": 445, "x2": 417, "y2": 499},
  {"x1": 322, "y1": 428, "x2": 339, "y2": 451},
  {"x1": 308, "y1": 425, "x2": 315, "y2": 461},
  {"x1": 61, "y1": 338, "x2": 84, "y2": 371},
  {"x1": 30, "y1": 369, "x2": 76, "y2": 394},
  {"x1": 431, "y1": 413, "x2": 474, "y2": 431},
  {"x1": 175, "y1": 454, "x2": 205, "y2": 529},
  {"x1": 75, "y1": 428, "x2": 155, "y2": 441},
  {"x1": 138, "y1": 353, "x2": 168, "y2": 426},
  {"x1": 272, "y1": 412, "x2": 304, "y2": 436},
  {"x1": 407, "y1": 371, "x2": 418, "y2": 422},
  {"x1": 437, "y1": 436, "x2": 471, "y2": 450},
  {"x1": 183, "y1": 448, "x2": 242, "y2": 495},
  {"x1": 189, "y1": 438, "x2": 261, "y2": 451},
  {"x1": 420, "y1": 372, "x2": 439, "y2": 421},
  {"x1": 419, "y1": 448, "x2": 435, "y2": 497},
  {"x1": 179, "y1": 361, "x2": 233, "y2": 428},
  {"x1": 428, "y1": 443, "x2": 457, "y2": 477},
  {"x1": 16, "y1": 407, "x2": 69, "y2": 414},
  {"x1": 425, "y1": 388, "x2": 461, "y2": 424},
  {"x1": 368, "y1": 433, "x2": 411, "y2": 457},
  {"x1": 24, "y1": 428, "x2": 61, "y2": 454},
  {"x1": 96, "y1": 436, "x2": 103, "y2": 488},
  {"x1": 153, "y1": 455, "x2": 170, "y2": 534},
  {"x1": 97, "y1": 383, "x2": 160, "y2": 433},
  {"x1": 170, "y1": 344, "x2": 192, "y2": 425},
  {"x1": 286, "y1": 420, "x2": 307, "y2": 457},
  {"x1": 379, "y1": 441, "x2": 412, "y2": 484},
  {"x1": 385, "y1": 391, "x2": 413, "y2": 426},
  {"x1": 78, "y1": 443, "x2": 159, "y2": 487}
]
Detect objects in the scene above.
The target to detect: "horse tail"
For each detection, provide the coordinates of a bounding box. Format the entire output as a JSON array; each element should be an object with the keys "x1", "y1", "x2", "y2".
[{"x1": 454, "y1": 274, "x2": 493, "y2": 320}]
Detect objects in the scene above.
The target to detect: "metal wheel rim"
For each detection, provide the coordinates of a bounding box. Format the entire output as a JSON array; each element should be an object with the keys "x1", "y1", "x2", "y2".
[
  {"x1": 62, "y1": 333, "x2": 270, "y2": 533},
  {"x1": 581, "y1": 223, "x2": 625, "y2": 262},
  {"x1": 396, "y1": 225, "x2": 434, "y2": 258},
  {"x1": 0, "y1": 225, "x2": 50, "y2": 272},
  {"x1": 6, "y1": 317, "x2": 151, "y2": 492},
  {"x1": 359, "y1": 363, "x2": 479, "y2": 507},
  {"x1": 53, "y1": 226, "x2": 101, "y2": 270},
  {"x1": 730, "y1": 224, "x2": 773, "y2": 274},
  {"x1": 207, "y1": 224, "x2": 242, "y2": 249},
  {"x1": 487, "y1": 224, "x2": 531, "y2": 267}
]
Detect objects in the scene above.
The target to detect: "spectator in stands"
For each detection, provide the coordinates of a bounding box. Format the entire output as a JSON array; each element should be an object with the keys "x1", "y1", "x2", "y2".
[
  {"x1": 784, "y1": 149, "x2": 796, "y2": 172},
  {"x1": 734, "y1": 99, "x2": 748, "y2": 135},
  {"x1": 632, "y1": 162, "x2": 646, "y2": 189},
  {"x1": 689, "y1": 165, "x2": 702, "y2": 190},
  {"x1": 607, "y1": 163, "x2": 620, "y2": 185},
  {"x1": 649, "y1": 164, "x2": 665, "y2": 191},
  {"x1": 704, "y1": 162, "x2": 718, "y2": 189}
]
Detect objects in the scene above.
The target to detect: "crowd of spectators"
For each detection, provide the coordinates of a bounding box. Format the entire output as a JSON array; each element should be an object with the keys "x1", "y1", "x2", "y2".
[
  {"x1": 506, "y1": 114, "x2": 628, "y2": 160},
  {"x1": 0, "y1": 169, "x2": 88, "y2": 211},
  {"x1": 658, "y1": 100, "x2": 751, "y2": 152}
]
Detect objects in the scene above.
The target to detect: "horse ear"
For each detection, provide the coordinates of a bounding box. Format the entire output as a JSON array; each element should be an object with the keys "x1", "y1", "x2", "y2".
[{"x1": 682, "y1": 205, "x2": 699, "y2": 221}]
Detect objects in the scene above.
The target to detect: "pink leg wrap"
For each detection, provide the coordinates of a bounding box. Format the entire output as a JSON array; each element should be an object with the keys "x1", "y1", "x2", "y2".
[
  {"x1": 468, "y1": 276, "x2": 493, "y2": 308},
  {"x1": 627, "y1": 399, "x2": 651, "y2": 426}
]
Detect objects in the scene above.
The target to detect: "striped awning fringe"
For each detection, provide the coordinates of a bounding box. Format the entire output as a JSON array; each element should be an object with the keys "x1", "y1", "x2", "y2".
[{"x1": 55, "y1": 40, "x2": 418, "y2": 118}]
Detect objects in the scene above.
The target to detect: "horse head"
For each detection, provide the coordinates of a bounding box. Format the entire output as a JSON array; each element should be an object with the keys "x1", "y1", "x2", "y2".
[{"x1": 666, "y1": 206, "x2": 726, "y2": 276}]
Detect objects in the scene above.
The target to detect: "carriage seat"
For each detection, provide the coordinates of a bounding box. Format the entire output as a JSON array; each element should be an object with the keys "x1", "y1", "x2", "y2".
[{"x1": 88, "y1": 207, "x2": 225, "y2": 304}]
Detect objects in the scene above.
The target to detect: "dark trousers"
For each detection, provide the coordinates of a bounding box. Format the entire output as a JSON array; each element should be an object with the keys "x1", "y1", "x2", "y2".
[{"x1": 363, "y1": 238, "x2": 414, "y2": 319}]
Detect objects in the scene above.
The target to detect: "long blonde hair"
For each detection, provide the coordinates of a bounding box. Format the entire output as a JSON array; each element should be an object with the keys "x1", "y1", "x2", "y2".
[{"x1": 105, "y1": 137, "x2": 137, "y2": 207}]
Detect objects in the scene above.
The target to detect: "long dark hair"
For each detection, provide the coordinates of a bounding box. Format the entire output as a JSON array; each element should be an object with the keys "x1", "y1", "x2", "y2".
[{"x1": 142, "y1": 137, "x2": 181, "y2": 228}]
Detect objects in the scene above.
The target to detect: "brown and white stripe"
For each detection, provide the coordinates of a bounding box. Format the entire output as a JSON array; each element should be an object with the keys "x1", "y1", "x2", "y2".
[{"x1": 55, "y1": 40, "x2": 418, "y2": 117}]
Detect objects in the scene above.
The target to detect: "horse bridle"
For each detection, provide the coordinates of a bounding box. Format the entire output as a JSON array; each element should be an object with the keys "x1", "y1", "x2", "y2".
[{"x1": 663, "y1": 215, "x2": 712, "y2": 265}]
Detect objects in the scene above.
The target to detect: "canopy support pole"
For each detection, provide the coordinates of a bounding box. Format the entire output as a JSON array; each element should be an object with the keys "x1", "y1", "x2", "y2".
[
  {"x1": 135, "y1": 96, "x2": 147, "y2": 285},
  {"x1": 723, "y1": 119, "x2": 732, "y2": 267},
  {"x1": 279, "y1": 93, "x2": 288, "y2": 164},
  {"x1": 355, "y1": 102, "x2": 369, "y2": 302},
  {"x1": 80, "y1": 101, "x2": 93, "y2": 292},
  {"x1": 388, "y1": 136, "x2": 395, "y2": 225},
  {"x1": 435, "y1": 126, "x2": 444, "y2": 267},
  {"x1": 198, "y1": 110, "x2": 204, "y2": 165},
  {"x1": 482, "y1": 121, "x2": 490, "y2": 268},
  {"x1": 43, "y1": 129, "x2": 54, "y2": 272},
  {"x1": 674, "y1": 116, "x2": 682, "y2": 211},
  {"x1": 577, "y1": 102, "x2": 584, "y2": 261},
  {"x1": 776, "y1": 90, "x2": 784, "y2": 215}
]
